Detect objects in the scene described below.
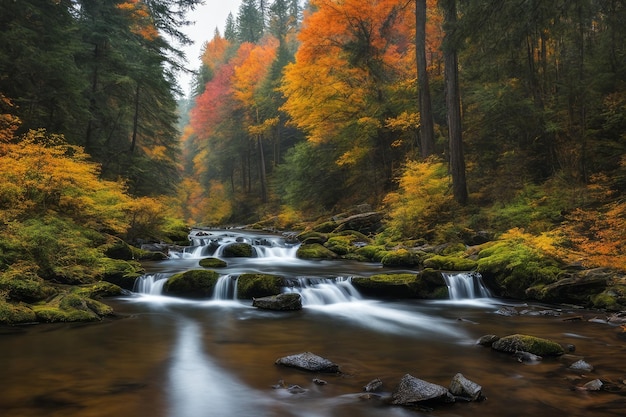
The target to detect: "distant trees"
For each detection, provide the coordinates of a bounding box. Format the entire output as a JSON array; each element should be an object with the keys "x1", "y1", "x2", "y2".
[{"x1": 0, "y1": 0, "x2": 202, "y2": 196}]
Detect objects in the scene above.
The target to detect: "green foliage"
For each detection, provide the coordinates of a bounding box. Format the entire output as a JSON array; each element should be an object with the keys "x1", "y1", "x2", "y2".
[
  {"x1": 236, "y1": 273, "x2": 285, "y2": 299},
  {"x1": 0, "y1": 262, "x2": 55, "y2": 303},
  {"x1": 380, "y1": 249, "x2": 420, "y2": 267}
]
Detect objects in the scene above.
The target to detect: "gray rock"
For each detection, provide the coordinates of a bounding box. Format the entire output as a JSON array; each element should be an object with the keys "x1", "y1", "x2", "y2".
[
  {"x1": 514, "y1": 350, "x2": 542, "y2": 364},
  {"x1": 390, "y1": 374, "x2": 455, "y2": 406},
  {"x1": 583, "y1": 379, "x2": 603, "y2": 391},
  {"x1": 275, "y1": 352, "x2": 340, "y2": 373},
  {"x1": 449, "y1": 373, "x2": 482, "y2": 401},
  {"x1": 569, "y1": 359, "x2": 594, "y2": 372},
  {"x1": 363, "y1": 378, "x2": 383, "y2": 392},
  {"x1": 252, "y1": 293, "x2": 302, "y2": 311}
]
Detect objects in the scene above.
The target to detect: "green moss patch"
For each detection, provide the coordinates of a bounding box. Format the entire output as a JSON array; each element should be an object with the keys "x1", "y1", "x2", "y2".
[
  {"x1": 423, "y1": 254, "x2": 477, "y2": 271},
  {"x1": 163, "y1": 270, "x2": 219, "y2": 298},
  {"x1": 100, "y1": 258, "x2": 145, "y2": 290},
  {"x1": 222, "y1": 243, "x2": 254, "y2": 257},
  {"x1": 296, "y1": 243, "x2": 338, "y2": 260},
  {"x1": 237, "y1": 274, "x2": 285, "y2": 299},
  {"x1": 0, "y1": 301, "x2": 36, "y2": 324},
  {"x1": 381, "y1": 249, "x2": 419, "y2": 267},
  {"x1": 491, "y1": 334, "x2": 564, "y2": 356},
  {"x1": 199, "y1": 257, "x2": 228, "y2": 268}
]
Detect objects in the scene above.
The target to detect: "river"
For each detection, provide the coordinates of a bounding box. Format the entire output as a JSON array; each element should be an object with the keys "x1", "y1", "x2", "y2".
[{"x1": 1, "y1": 229, "x2": 625, "y2": 416}]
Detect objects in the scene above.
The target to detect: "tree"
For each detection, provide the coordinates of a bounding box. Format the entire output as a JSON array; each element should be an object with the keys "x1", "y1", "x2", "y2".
[
  {"x1": 415, "y1": 0, "x2": 435, "y2": 157},
  {"x1": 441, "y1": 0, "x2": 467, "y2": 204},
  {"x1": 237, "y1": 0, "x2": 264, "y2": 43}
]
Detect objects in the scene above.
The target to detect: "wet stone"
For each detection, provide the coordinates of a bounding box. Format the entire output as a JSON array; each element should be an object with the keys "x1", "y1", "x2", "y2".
[{"x1": 275, "y1": 352, "x2": 340, "y2": 373}]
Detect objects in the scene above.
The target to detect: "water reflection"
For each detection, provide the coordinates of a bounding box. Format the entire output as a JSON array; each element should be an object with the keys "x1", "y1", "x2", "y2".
[{"x1": 168, "y1": 320, "x2": 267, "y2": 417}]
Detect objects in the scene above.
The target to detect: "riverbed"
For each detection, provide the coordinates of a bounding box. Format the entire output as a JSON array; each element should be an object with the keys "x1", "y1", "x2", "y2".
[{"x1": 1, "y1": 230, "x2": 625, "y2": 417}]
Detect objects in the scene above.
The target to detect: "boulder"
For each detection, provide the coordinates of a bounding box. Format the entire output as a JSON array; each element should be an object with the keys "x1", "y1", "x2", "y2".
[
  {"x1": 199, "y1": 257, "x2": 227, "y2": 268},
  {"x1": 222, "y1": 242, "x2": 254, "y2": 257},
  {"x1": 296, "y1": 243, "x2": 339, "y2": 260},
  {"x1": 390, "y1": 374, "x2": 455, "y2": 406},
  {"x1": 363, "y1": 378, "x2": 383, "y2": 392},
  {"x1": 237, "y1": 273, "x2": 285, "y2": 299},
  {"x1": 476, "y1": 334, "x2": 500, "y2": 347},
  {"x1": 163, "y1": 270, "x2": 219, "y2": 298},
  {"x1": 569, "y1": 359, "x2": 594, "y2": 372},
  {"x1": 275, "y1": 352, "x2": 340, "y2": 373},
  {"x1": 449, "y1": 373, "x2": 483, "y2": 401},
  {"x1": 491, "y1": 334, "x2": 564, "y2": 356},
  {"x1": 252, "y1": 293, "x2": 302, "y2": 311},
  {"x1": 332, "y1": 211, "x2": 383, "y2": 234}
]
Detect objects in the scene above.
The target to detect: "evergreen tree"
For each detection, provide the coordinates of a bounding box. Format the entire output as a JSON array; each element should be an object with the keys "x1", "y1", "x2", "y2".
[{"x1": 237, "y1": 0, "x2": 264, "y2": 43}]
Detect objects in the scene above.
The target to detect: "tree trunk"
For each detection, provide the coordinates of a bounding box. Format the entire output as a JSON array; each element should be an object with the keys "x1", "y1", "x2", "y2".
[
  {"x1": 416, "y1": 0, "x2": 435, "y2": 158},
  {"x1": 441, "y1": 0, "x2": 468, "y2": 205}
]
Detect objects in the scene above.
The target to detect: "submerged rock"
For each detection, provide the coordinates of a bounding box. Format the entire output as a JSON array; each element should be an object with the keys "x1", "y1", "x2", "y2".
[
  {"x1": 514, "y1": 351, "x2": 543, "y2": 364},
  {"x1": 477, "y1": 334, "x2": 500, "y2": 347},
  {"x1": 491, "y1": 334, "x2": 565, "y2": 356},
  {"x1": 252, "y1": 293, "x2": 302, "y2": 311},
  {"x1": 449, "y1": 373, "x2": 483, "y2": 401},
  {"x1": 569, "y1": 359, "x2": 594, "y2": 372},
  {"x1": 363, "y1": 378, "x2": 383, "y2": 392},
  {"x1": 275, "y1": 352, "x2": 340, "y2": 373},
  {"x1": 390, "y1": 374, "x2": 455, "y2": 406}
]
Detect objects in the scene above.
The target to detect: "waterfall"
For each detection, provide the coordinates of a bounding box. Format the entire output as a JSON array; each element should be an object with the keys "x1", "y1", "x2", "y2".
[
  {"x1": 213, "y1": 275, "x2": 238, "y2": 300},
  {"x1": 134, "y1": 273, "x2": 170, "y2": 295},
  {"x1": 442, "y1": 272, "x2": 491, "y2": 300},
  {"x1": 284, "y1": 277, "x2": 362, "y2": 305},
  {"x1": 169, "y1": 230, "x2": 299, "y2": 260}
]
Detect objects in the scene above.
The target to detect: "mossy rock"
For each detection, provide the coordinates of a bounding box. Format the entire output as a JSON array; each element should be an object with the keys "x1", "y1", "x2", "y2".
[
  {"x1": 296, "y1": 231, "x2": 328, "y2": 245},
  {"x1": 355, "y1": 245, "x2": 387, "y2": 262},
  {"x1": 312, "y1": 221, "x2": 338, "y2": 233},
  {"x1": 296, "y1": 243, "x2": 339, "y2": 260},
  {"x1": 423, "y1": 254, "x2": 477, "y2": 271},
  {"x1": 0, "y1": 274, "x2": 56, "y2": 304},
  {"x1": 324, "y1": 236, "x2": 354, "y2": 256},
  {"x1": 590, "y1": 285, "x2": 626, "y2": 311},
  {"x1": 352, "y1": 274, "x2": 425, "y2": 298},
  {"x1": 199, "y1": 257, "x2": 228, "y2": 268},
  {"x1": 75, "y1": 281, "x2": 123, "y2": 299},
  {"x1": 491, "y1": 334, "x2": 564, "y2": 356},
  {"x1": 104, "y1": 238, "x2": 134, "y2": 260},
  {"x1": 476, "y1": 240, "x2": 560, "y2": 299},
  {"x1": 32, "y1": 292, "x2": 112, "y2": 323},
  {"x1": 0, "y1": 301, "x2": 36, "y2": 325},
  {"x1": 163, "y1": 270, "x2": 219, "y2": 298},
  {"x1": 381, "y1": 249, "x2": 419, "y2": 267},
  {"x1": 237, "y1": 273, "x2": 285, "y2": 299},
  {"x1": 100, "y1": 258, "x2": 145, "y2": 290},
  {"x1": 222, "y1": 243, "x2": 254, "y2": 257}
]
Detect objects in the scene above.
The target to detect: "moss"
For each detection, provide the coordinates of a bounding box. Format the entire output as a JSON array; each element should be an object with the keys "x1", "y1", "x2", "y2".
[
  {"x1": 237, "y1": 273, "x2": 285, "y2": 299},
  {"x1": 312, "y1": 221, "x2": 338, "y2": 233},
  {"x1": 0, "y1": 272, "x2": 56, "y2": 303},
  {"x1": 104, "y1": 239, "x2": 134, "y2": 260},
  {"x1": 296, "y1": 231, "x2": 328, "y2": 245},
  {"x1": 32, "y1": 292, "x2": 111, "y2": 323},
  {"x1": 590, "y1": 287, "x2": 626, "y2": 311},
  {"x1": 163, "y1": 270, "x2": 219, "y2": 298},
  {"x1": 423, "y1": 255, "x2": 477, "y2": 271},
  {"x1": 324, "y1": 236, "x2": 353, "y2": 255},
  {"x1": 199, "y1": 257, "x2": 228, "y2": 268},
  {"x1": 75, "y1": 281, "x2": 123, "y2": 299},
  {"x1": 222, "y1": 243, "x2": 253, "y2": 257},
  {"x1": 491, "y1": 334, "x2": 564, "y2": 356},
  {"x1": 355, "y1": 245, "x2": 387, "y2": 262},
  {"x1": 351, "y1": 274, "x2": 426, "y2": 298},
  {"x1": 100, "y1": 258, "x2": 145, "y2": 290},
  {"x1": 0, "y1": 300, "x2": 36, "y2": 324},
  {"x1": 476, "y1": 240, "x2": 560, "y2": 299},
  {"x1": 296, "y1": 243, "x2": 339, "y2": 259},
  {"x1": 381, "y1": 249, "x2": 419, "y2": 267},
  {"x1": 441, "y1": 242, "x2": 467, "y2": 255}
]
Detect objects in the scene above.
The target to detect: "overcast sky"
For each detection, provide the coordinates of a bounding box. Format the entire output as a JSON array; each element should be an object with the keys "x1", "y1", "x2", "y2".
[{"x1": 178, "y1": 0, "x2": 242, "y2": 95}]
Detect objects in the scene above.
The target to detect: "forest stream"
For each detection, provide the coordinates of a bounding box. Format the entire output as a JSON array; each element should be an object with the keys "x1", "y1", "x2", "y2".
[{"x1": 1, "y1": 229, "x2": 625, "y2": 417}]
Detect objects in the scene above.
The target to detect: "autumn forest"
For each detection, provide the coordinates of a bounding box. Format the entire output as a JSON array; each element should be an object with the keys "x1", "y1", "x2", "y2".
[{"x1": 1, "y1": 0, "x2": 626, "y2": 322}]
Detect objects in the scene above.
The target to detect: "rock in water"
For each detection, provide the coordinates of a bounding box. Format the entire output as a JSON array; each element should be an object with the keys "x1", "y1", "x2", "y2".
[
  {"x1": 363, "y1": 378, "x2": 383, "y2": 392},
  {"x1": 569, "y1": 359, "x2": 594, "y2": 372},
  {"x1": 491, "y1": 334, "x2": 564, "y2": 356},
  {"x1": 275, "y1": 352, "x2": 340, "y2": 373},
  {"x1": 449, "y1": 373, "x2": 483, "y2": 401},
  {"x1": 390, "y1": 374, "x2": 455, "y2": 406},
  {"x1": 252, "y1": 293, "x2": 302, "y2": 311}
]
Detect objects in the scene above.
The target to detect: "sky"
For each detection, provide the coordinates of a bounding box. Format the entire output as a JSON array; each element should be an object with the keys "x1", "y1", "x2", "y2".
[{"x1": 177, "y1": 0, "x2": 242, "y2": 95}]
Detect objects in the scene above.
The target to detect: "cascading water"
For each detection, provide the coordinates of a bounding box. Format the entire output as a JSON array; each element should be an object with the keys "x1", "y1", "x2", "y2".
[
  {"x1": 283, "y1": 277, "x2": 361, "y2": 305},
  {"x1": 442, "y1": 271, "x2": 491, "y2": 300},
  {"x1": 212, "y1": 275, "x2": 238, "y2": 300},
  {"x1": 134, "y1": 273, "x2": 170, "y2": 295}
]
